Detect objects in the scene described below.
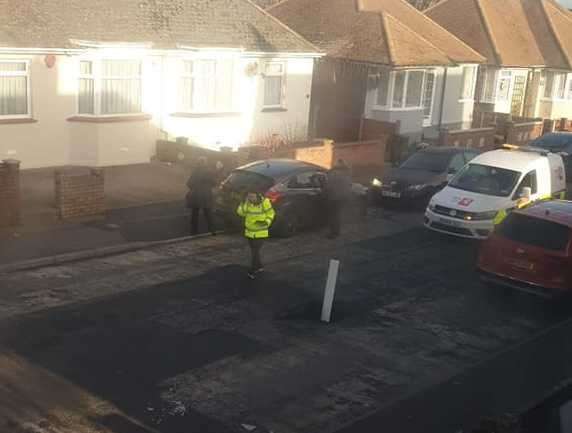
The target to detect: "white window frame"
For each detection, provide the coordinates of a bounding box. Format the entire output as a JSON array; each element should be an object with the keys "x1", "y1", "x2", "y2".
[
  {"x1": 263, "y1": 61, "x2": 286, "y2": 109},
  {"x1": 480, "y1": 67, "x2": 499, "y2": 103},
  {"x1": 77, "y1": 58, "x2": 144, "y2": 117},
  {"x1": 422, "y1": 70, "x2": 437, "y2": 126},
  {"x1": 554, "y1": 72, "x2": 567, "y2": 101},
  {"x1": 388, "y1": 69, "x2": 427, "y2": 111},
  {"x1": 568, "y1": 75, "x2": 572, "y2": 100},
  {"x1": 178, "y1": 58, "x2": 219, "y2": 113},
  {"x1": 0, "y1": 59, "x2": 32, "y2": 119},
  {"x1": 459, "y1": 65, "x2": 478, "y2": 101}
]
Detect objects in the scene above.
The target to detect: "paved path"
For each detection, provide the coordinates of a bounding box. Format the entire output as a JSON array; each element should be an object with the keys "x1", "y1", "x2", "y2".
[{"x1": 0, "y1": 211, "x2": 567, "y2": 433}]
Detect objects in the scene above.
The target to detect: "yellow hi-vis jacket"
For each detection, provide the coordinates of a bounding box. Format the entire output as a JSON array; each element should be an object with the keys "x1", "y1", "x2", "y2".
[{"x1": 237, "y1": 197, "x2": 276, "y2": 239}]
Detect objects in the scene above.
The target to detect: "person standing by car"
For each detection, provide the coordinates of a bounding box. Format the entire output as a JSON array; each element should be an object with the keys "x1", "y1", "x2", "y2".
[
  {"x1": 237, "y1": 191, "x2": 276, "y2": 279},
  {"x1": 186, "y1": 157, "x2": 217, "y2": 236},
  {"x1": 324, "y1": 159, "x2": 352, "y2": 239}
]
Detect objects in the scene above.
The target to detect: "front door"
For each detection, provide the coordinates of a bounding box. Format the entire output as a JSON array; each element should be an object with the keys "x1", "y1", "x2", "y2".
[
  {"x1": 422, "y1": 72, "x2": 436, "y2": 127},
  {"x1": 511, "y1": 75, "x2": 526, "y2": 116}
]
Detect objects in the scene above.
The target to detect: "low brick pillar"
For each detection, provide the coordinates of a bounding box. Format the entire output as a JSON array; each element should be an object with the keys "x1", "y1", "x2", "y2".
[
  {"x1": 0, "y1": 159, "x2": 21, "y2": 227},
  {"x1": 55, "y1": 167, "x2": 105, "y2": 220}
]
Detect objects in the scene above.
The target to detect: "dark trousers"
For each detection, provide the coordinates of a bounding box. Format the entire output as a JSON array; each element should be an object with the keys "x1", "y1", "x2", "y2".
[
  {"x1": 327, "y1": 200, "x2": 343, "y2": 236},
  {"x1": 191, "y1": 207, "x2": 214, "y2": 235},
  {"x1": 248, "y1": 238, "x2": 264, "y2": 272}
]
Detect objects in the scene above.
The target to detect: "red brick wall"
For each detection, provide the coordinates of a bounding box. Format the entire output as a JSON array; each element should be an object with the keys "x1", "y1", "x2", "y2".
[
  {"x1": 439, "y1": 127, "x2": 496, "y2": 150},
  {"x1": 505, "y1": 121, "x2": 543, "y2": 146},
  {"x1": 359, "y1": 118, "x2": 400, "y2": 141},
  {"x1": 334, "y1": 139, "x2": 387, "y2": 183},
  {"x1": 0, "y1": 159, "x2": 20, "y2": 227},
  {"x1": 55, "y1": 167, "x2": 105, "y2": 220}
]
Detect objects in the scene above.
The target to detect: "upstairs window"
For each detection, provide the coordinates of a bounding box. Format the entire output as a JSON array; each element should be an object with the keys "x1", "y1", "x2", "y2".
[
  {"x1": 0, "y1": 61, "x2": 30, "y2": 117},
  {"x1": 78, "y1": 59, "x2": 142, "y2": 115},
  {"x1": 460, "y1": 66, "x2": 477, "y2": 100},
  {"x1": 263, "y1": 62, "x2": 285, "y2": 108}
]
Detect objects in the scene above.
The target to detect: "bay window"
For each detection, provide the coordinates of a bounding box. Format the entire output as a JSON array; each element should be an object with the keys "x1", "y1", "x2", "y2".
[
  {"x1": 497, "y1": 71, "x2": 511, "y2": 101},
  {"x1": 263, "y1": 62, "x2": 285, "y2": 108},
  {"x1": 375, "y1": 68, "x2": 390, "y2": 107},
  {"x1": 568, "y1": 77, "x2": 572, "y2": 100},
  {"x1": 389, "y1": 70, "x2": 430, "y2": 110},
  {"x1": 78, "y1": 59, "x2": 142, "y2": 115},
  {"x1": 0, "y1": 61, "x2": 30, "y2": 117},
  {"x1": 460, "y1": 65, "x2": 477, "y2": 100},
  {"x1": 543, "y1": 71, "x2": 568, "y2": 100}
]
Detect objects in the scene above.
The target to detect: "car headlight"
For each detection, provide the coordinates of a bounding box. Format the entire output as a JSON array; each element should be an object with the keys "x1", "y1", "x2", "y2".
[
  {"x1": 427, "y1": 200, "x2": 436, "y2": 211},
  {"x1": 371, "y1": 178, "x2": 383, "y2": 187},
  {"x1": 408, "y1": 184, "x2": 428, "y2": 191},
  {"x1": 473, "y1": 210, "x2": 498, "y2": 221}
]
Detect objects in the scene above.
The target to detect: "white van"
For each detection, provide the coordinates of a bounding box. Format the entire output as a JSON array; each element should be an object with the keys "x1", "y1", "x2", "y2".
[{"x1": 424, "y1": 146, "x2": 567, "y2": 239}]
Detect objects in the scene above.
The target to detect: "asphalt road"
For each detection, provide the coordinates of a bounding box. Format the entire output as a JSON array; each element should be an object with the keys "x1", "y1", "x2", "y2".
[{"x1": 1, "y1": 209, "x2": 570, "y2": 433}]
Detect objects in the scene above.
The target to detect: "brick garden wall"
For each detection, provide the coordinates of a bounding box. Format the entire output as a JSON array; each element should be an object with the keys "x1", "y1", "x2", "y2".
[
  {"x1": 0, "y1": 159, "x2": 20, "y2": 228},
  {"x1": 505, "y1": 121, "x2": 544, "y2": 146},
  {"x1": 438, "y1": 127, "x2": 496, "y2": 150},
  {"x1": 55, "y1": 167, "x2": 105, "y2": 220}
]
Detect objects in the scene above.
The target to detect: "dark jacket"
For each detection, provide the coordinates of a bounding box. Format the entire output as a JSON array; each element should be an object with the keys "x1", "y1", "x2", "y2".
[
  {"x1": 325, "y1": 163, "x2": 352, "y2": 202},
  {"x1": 186, "y1": 166, "x2": 217, "y2": 209}
]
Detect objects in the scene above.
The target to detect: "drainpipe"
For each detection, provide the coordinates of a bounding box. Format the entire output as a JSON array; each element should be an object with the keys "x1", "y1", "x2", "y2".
[{"x1": 438, "y1": 67, "x2": 448, "y2": 130}]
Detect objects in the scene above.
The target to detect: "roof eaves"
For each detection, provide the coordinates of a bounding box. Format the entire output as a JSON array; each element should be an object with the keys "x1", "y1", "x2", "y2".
[
  {"x1": 541, "y1": 0, "x2": 572, "y2": 69},
  {"x1": 474, "y1": 0, "x2": 502, "y2": 66},
  {"x1": 379, "y1": 11, "x2": 395, "y2": 67},
  {"x1": 243, "y1": 0, "x2": 321, "y2": 53}
]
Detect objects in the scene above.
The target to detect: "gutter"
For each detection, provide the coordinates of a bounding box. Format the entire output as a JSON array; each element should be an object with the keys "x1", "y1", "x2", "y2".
[{"x1": 438, "y1": 67, "x2": 448, "y2": 129}]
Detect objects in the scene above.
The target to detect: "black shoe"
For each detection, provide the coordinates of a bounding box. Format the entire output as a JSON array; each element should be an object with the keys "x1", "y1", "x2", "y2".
[
  {"x1": 255, "y1": 267, "x2": 265, "y2": 274},
  {"x1": 247, "y1": 271, "x2": 256, "y2": 280}
]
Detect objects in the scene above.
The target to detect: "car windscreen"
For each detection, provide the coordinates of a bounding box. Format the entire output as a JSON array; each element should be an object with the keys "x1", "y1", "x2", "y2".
[
  {"x1": 399, "y1": 151, "x2": 452, "y2": 173},
  {"x1": 529, "y1": 134, "x2": 572, "y2": 151},
  {"x1": 449, "y1": 163, "x2": 520, "y2": 197},
  {"x1": 498, "y1": 213, "x2": 570, "y2": 251},
  {"x1": 223, "y1": 170, "x2": 275, "y2": 193}
]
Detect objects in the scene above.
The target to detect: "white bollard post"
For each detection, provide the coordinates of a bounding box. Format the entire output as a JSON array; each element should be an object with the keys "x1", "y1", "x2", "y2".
[{"x1": 321, "y1": 259, "x2": 340, "y2": 323}]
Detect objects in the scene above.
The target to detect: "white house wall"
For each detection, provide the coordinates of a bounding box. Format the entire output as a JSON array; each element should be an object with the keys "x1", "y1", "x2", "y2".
[
  {"x1": 431, "y1": 65, "x2": 476, "y2": 128},
  {"x1": 0, "y1": 53, "x2": 314, "y2": 169}
]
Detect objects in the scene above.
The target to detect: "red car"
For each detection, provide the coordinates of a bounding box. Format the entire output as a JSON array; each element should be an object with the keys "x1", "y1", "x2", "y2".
[{"x1": 478, "y1": 200, "x2": 572, "y2": 297}]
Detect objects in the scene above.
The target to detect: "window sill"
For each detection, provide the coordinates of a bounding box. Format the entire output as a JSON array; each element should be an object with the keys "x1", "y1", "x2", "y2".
[
  {"x1": 382, "y1": 106, "x2": 424, "y2": 112},
  {"x1": 261, "y1": 107, "x2": 288, "y2": 113},
  {"x1": 458, "y1": 99, "x2": 476, "y2": 103},
  {"x1": 67, "y1": 114, "x2": 152, "y2": 123},
  {"x1": 170, "y1": 112, "x2": 241, "y2": 118},
  {"x1": 0, "y1": 117, "x2": 37, "y2": 125}
]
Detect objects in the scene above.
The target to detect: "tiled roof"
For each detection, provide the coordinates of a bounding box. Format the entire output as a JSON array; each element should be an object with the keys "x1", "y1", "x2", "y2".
[
  {"x1": 426, "y1": 0, "x2": 572, "y2": 69},
  {"x1": 0, "y1": 0, "x2": 317, "y2": 53},
  {"x1": 269, "y1": 0, "x2": 484, "y2": 67}
]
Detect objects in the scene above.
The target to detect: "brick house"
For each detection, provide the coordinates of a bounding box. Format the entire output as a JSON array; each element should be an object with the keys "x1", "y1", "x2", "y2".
[
  {"x1": 426, "y1": 0, "x2": 572, "y2": 121},
  {"x1": 269, "y1": 0, "x2": 485, "y2": 144},
  {"x1": 0, "y1": 0, "x2": 320, "y2": 169}
]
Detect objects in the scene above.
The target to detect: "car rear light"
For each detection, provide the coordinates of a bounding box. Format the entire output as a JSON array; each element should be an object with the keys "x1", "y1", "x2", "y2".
[{"x1": 265, "y1": 189, "x2": 283, "y2": 204}]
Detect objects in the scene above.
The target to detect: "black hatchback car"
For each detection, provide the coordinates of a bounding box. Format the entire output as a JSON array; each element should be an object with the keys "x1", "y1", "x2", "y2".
[
  {"x1": 369, "y1": 146, "x2": 480, "y2": 206},
  {"x1": 527, "y1": 132, "x2": 572, "y2": 179},
  {"x1": 215, "y1": 159, "x2": 367, "y2": 237}
]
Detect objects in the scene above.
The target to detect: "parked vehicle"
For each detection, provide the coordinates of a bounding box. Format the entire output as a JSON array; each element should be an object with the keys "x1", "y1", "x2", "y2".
[
  {"x1": 527, "y1": 132, "x2": 572, "y2": 180},
  {"x1": 215, "y1": 159, "x2": 368, "y2": 237},
  {"x1": 425, "y1": 145, "x2": 567, "y2": 239},
  {"x1": 478, "y1": 200, "x2": 572, "y2": 297},
  {"x1": 370, "y1": 146, "x2": 480, "y2": 207}
]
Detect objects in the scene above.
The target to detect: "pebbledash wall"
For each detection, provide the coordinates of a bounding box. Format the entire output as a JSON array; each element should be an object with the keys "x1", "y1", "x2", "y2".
[{"x1": 0, "y1": 52, "x2": 315, "y2": 169}]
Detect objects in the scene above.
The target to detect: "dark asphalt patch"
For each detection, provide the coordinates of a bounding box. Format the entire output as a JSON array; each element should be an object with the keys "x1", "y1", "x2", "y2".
[{"x1": 0, "y1": 265, "x2": 273, "y2": 433}]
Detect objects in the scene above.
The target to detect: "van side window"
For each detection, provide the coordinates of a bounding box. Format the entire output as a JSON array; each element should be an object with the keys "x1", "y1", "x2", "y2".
[{"x1": 514, "y1": 170, "x2": 538, "y2": 198}]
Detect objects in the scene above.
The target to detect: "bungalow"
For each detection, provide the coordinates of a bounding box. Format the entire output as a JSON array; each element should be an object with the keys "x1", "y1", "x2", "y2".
[
  {"x1": 269, "y1": 0, "x2": 485, "y2": 143},
  {"x1": 0, "y1": 0, "x2": 320, "y2": 169},
  {"x1": 426, "y1": 0, "x2": 572, "y2": 120}
]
